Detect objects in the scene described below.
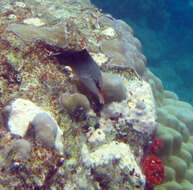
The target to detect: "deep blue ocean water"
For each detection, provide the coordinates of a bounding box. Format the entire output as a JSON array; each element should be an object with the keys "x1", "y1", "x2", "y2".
[{"x1": 91, "y1": 0, "x2": 193, "y2": 105}]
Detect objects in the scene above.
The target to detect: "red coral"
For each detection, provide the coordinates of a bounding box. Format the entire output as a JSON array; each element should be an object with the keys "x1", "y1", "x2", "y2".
[{"x1": 142, "y1": 139, "x2": 165, "y2": 189}]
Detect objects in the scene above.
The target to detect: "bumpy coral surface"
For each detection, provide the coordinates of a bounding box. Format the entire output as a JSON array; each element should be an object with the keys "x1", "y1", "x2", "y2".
[{"x1": 144, "y1": 70, "x2": 193, "y2": 190}]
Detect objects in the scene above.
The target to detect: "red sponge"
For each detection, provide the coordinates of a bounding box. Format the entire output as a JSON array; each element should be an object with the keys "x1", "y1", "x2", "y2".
[{"x1": 142, "y1": 139, "x2": 165, "y2": 189}]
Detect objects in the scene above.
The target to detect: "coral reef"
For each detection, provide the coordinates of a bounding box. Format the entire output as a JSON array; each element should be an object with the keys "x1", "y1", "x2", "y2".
[
  {"x1": 93, "y1": 0, "x2": 193, "y2": 106},
  {"x1": 0, "y1": 1, "x2": 152, "y2": 189},
  {"x1": 0, "y1": 0, "x2": 152, "y2": 189},
  {"x1": 2, "y1": 0, "x2": 190, "y2": 189}
]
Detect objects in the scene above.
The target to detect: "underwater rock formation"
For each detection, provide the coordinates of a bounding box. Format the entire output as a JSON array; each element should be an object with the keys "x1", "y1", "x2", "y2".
[
  {"x1": 5, "y1": 1, "x2": 146, "y2": 77},
  {"x1": 100, "y1": 79, "x2": 156, "y2": 138}
]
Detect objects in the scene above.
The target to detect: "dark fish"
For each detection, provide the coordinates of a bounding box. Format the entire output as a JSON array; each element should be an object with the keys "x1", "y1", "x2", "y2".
[{"x1": 54, "y1": 49, "x2": 104, "y2": 112}]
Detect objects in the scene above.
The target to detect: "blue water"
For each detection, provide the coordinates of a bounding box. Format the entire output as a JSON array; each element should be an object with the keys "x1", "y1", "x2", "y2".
[{"x1": 91, "y1": 0, "x2": 193, "y2": 105}]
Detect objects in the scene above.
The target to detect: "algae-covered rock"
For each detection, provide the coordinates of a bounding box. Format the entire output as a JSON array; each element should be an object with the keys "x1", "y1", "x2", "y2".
[{"x1": 81, "y1": 141, "x2": 146, "y2": 188}]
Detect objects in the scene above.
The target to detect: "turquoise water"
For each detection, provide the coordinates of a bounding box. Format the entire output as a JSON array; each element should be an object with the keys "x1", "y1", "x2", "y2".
[{"x1": 91, "y1": 0, "x2": 193, "y2": 105}]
